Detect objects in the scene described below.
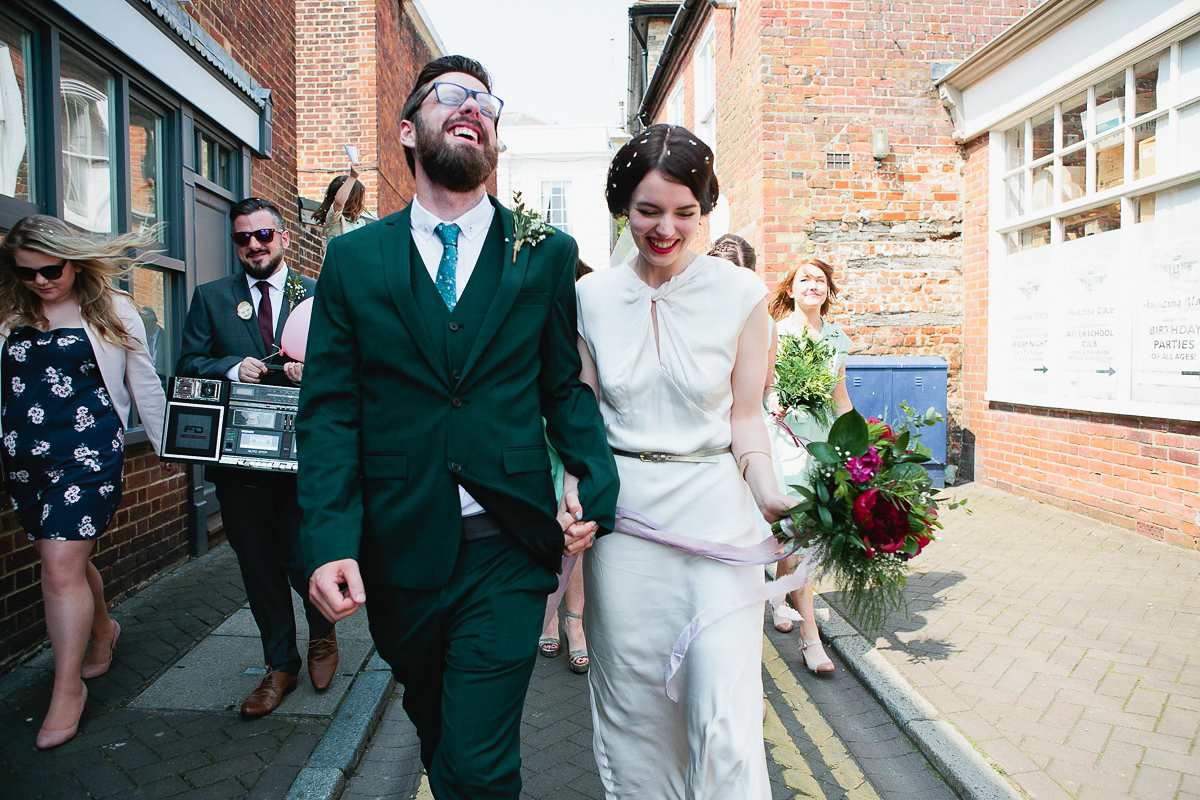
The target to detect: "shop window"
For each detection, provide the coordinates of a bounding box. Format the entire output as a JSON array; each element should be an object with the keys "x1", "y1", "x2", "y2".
[
  {"x1": 1061, "y1": 92, "x2": 1086, "y2": 149},
  {"x1": 1133, "y1": 51, "x2": 1166, "y2": 117},
  {"x1": 1062, "y1": 202, "x2": 1120, "y2": 240},
  {"x1": 128, "y1": 264, "x2": 178, "y2": 388},
  {"x1": 1031, "y1": 109, "x2": 1054, "y2": 161},
  {"x1": 60, "y1": 43, "x2": 117, "y2": 234},
  {"x1": 0, "y1": 17, "x2": 33, "y2": 204},
  {"x1": 129, "y1": 100, "x2": 164, "y2": 233},
  {"x1": 1004, "y1": 222, "x2": 1051, "y2": 253}
]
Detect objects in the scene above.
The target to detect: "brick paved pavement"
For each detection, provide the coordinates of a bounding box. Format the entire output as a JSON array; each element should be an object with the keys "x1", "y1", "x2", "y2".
[
  {"x1": 0, "y1": 546, "x2": 329, "y2": 799},
  {"x1": 345, "y1": 616, "x2": 955, "y2": 799},
  {"x1": 840, "y1": 483, "x2": 1200, "y2": 800}
]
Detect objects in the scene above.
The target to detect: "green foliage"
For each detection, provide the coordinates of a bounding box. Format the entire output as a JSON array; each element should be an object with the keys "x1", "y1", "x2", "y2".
[{"x1": 772, "y1": 331, "x2": 839, "y2": 427}]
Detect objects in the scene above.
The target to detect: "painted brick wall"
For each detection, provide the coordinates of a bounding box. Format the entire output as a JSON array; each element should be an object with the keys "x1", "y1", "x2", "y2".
[
  {"x1": 649, "y1": 0, "x2": 1040, "y2": 467},
  {"x1": 960, "y1": 134, "x2": 1200, "y2": 551}
]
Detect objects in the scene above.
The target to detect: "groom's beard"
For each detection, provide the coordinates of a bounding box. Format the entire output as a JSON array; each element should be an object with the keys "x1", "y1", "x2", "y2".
[{"x1": 415, "y1": 113, "x2": 499, "y2": 193}]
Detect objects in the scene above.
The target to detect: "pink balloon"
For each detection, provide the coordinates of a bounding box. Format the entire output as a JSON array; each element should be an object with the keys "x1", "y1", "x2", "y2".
[{"x1": 280, "y1": 297, "x2": 313, "y2": 362}]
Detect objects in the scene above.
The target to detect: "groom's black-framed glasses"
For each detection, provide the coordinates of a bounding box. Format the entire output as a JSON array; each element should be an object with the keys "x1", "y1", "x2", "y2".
[
  {"x1": 230, "y1": 229, "x2": 280, "y2": 247},
  {"x1": 424, "y1": 82, "x2": 504, "y2": 119}
]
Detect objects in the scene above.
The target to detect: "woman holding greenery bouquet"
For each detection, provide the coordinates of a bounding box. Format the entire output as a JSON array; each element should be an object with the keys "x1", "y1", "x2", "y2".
[{"x1": 765, "y1": 258, "x2": 852, "y2": 674}]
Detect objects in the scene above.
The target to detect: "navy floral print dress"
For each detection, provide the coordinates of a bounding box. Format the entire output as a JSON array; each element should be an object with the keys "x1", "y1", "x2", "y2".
[{"x1": 2, "y1": 327, "x2": 123, "y2": 541}]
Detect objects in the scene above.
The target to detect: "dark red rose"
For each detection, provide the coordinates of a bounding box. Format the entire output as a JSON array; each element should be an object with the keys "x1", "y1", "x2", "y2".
[{"x1": 851, "y1": 488, "x2": 911, "y2": 555}]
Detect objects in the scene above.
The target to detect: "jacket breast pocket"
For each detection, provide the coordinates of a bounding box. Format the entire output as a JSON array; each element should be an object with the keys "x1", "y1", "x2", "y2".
[
  {"x1": 502, "y1": 446, "x2": 550, "y2": 475},
  {"x1": 514, "y1": 291, "x2": 548, "y2": 305},
  {"x1": 363, "y1": 453, "x2": 408, "y2": 479}
]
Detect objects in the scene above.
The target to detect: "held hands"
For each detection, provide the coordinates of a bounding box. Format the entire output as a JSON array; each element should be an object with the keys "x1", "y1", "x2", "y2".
[
  {"x1": 309, "y1": 559, "x2": 366, "y2": 623},
  {"x1": 558, "y1": 471, "x2": 598, "y2": 557},
  {"x1": 238, "y1": 356, "x2": 268, "y2": 384}
]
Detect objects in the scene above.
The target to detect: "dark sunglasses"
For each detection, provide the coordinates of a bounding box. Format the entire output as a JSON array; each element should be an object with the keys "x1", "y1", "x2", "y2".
[
  {"x1": 11, "y1": 261, "x2": 68, "y2": 282},
  {"x1": 230, "y1": 229, "x2": 281, "y2": 247}
]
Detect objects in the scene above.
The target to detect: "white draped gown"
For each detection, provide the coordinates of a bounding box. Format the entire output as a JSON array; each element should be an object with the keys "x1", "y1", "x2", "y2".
[{"x1": 576, "y1": 255, "x2": 773, "y2": 800}]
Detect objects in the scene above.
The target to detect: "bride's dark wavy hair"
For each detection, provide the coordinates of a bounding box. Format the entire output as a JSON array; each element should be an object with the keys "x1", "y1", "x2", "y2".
[{"x1": 605, "y1": 124, "x2": 719, "y2": 217}]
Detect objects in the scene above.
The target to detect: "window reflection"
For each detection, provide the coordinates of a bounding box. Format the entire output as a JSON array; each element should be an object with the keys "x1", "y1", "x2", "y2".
[
  {"x1": 1063, "y1": 203, "x2": 1120, "y2": 240},
  {"x1": 1031, "y1": 109, "x2": 1053, "y2": 161},
  {"x1": 60, "y1": 43, "x2": 116, "y2": 234},
  {"x1": 1095, "y1": 132, "x2": 1123, "y2": 192},
  {"x1": 1005, "y1": 124, "x2": 1025, "y2": 171},
  {"x1": 0, "y1": 18, "x2": 32, "y2": 202},
  {"x1": 130, "y1": 266, "x2": 173, "y2": 386},
  {"x1": 1134, "y1": 52, "x2": 1166, "y2": 117},
  {"x1": 129, "y1": 101, "x2": 163, "y2": 232},
  {"x1": 1061, "y1": 92, "x2": 1087, "y2": 149},
  {"x1": 1092, "y1": 72, "x2": 1125, "y2": 134}
]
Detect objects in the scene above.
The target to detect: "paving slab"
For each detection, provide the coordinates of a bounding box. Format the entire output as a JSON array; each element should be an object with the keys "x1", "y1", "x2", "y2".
[
  {"x1": 346, "y1": 612, "x2": 955, "y2": 800},
  {"x1": 825, "y1": 482, "x2": 1200, "y2": 800},
  {"x1": 131, "y1": 595, "x2": 373, "y2": 716},
  {"x1": 0, "y1": 544, "x2": 366, "y2": 800}
]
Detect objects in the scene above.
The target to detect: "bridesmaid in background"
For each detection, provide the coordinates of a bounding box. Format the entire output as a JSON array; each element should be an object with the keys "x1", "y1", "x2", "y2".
[{"x1": 765, "y1": 258, "x2": 853, "y2": 674}]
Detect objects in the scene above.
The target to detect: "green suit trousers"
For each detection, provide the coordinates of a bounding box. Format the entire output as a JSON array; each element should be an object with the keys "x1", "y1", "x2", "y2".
[{"x1": 366, "y1": 533, "x2": 558, "y2": 800}]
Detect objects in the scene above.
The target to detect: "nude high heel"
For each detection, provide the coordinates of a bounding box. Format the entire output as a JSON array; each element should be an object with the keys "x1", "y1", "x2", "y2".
[{"x1": 36, "y1": 684, "x2": 87, "y2": 750}]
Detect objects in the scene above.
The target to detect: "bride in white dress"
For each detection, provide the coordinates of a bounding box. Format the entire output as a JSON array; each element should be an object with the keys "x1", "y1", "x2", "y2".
[{"x1": 573, "y1": 124, "x2": 793, "y2": 799}]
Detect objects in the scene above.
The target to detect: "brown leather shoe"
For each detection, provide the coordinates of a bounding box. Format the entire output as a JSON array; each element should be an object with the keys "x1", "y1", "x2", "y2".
[
  {"x1": 307, "y1": 630, "x2": 339, "y2": 691},
  {"x1": 240, "y1": 670, "x2": 297, "y2": 718}
]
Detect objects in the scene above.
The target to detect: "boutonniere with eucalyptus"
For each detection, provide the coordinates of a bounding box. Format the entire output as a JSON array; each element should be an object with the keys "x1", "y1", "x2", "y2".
[
  {"x1": 509, "y1": 191, "x2": 555, "y2": 264},
  {"x1": 284, "y1": 273, "x2": 307, "y2": 310}
]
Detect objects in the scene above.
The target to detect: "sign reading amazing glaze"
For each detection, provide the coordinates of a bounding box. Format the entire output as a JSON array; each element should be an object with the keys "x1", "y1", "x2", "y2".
[{"x1": 990, "y1": 184, "x2": 1200, "y2": 420}]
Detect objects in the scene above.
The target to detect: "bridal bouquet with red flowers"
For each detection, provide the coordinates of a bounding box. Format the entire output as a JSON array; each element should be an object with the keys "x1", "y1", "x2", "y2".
[{"x1": 772, "y1": 405, "x2": 965, "y2": 631}]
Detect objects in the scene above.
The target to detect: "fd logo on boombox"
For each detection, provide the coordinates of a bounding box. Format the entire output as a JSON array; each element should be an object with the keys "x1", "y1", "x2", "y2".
[{"x1": 161, "y1": 377, "x2": 299, "y2": 473}]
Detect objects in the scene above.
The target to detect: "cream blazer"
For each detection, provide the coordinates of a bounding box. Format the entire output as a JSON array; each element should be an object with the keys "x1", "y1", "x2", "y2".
[{"x1": 0, "y1": 293, "x2": 166, "y2": 455}]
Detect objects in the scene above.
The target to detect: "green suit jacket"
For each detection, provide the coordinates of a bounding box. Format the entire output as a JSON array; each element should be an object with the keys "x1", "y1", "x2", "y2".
[{"x1": 297, "y1": 197, "x2": 619, "y2": 589}]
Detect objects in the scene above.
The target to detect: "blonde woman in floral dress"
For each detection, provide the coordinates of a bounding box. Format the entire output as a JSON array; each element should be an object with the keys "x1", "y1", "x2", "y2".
[
  {"x1": 0, "y1": 216, "x2": 170, "y2": 748},
  {"x1": 766, "y1": 258, "x2": 853, "y2": 673}
]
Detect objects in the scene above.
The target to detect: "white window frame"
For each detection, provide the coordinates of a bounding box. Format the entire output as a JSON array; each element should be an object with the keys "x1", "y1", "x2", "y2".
[
  {"x1": 985, "y1": 27, "x2": 1200, "y2": 422},
  {"x1": 667, "y1": 83, "x2": 684, "y2": 127},
  {"x1": 541, "y1": 180, "x2": 570, "y2": 235},
  {"x1": 693, "y1": 24, "x2": 716, "y2": 159}
]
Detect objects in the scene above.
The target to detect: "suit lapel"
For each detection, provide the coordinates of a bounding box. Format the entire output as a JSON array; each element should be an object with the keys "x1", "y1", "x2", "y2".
[
  {"x1": 381, "y1": 207, "x2": 452, "y2": 389},
  {"x1": 232, "y1": 276, "x2": 267, "y2": 358},
  {"x1": 460, "y1": 198, "x2": 526, "y2": 382}
]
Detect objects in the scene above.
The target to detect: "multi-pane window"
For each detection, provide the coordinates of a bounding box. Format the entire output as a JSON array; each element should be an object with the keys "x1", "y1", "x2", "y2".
[
  {"x1": 0, "y1": 17, "x2": 33, "y2": 205},
  {"x1": 999, "y1": 32, "x2": 1200, "y2": 252},
  {"x1": 195, "y1": 130, "x2": 236, "y2": 192},
  {"x1": 60, "y1": 43, "x2": 117, "y2": 234},
  {"x1": 129, "y1": 101, "x2": 164, "y2": 232},
  {"x1": 667, "y1": 85, "x2": 684, "y2": 127},
  {"x1": 541, "y1": 180, "x2": 569, "y2": 234}
]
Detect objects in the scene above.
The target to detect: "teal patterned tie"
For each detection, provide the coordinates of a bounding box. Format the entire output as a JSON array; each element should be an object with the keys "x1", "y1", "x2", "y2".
[{"x1": 434, "y1": 223, "x2": 460, "y2": 311}]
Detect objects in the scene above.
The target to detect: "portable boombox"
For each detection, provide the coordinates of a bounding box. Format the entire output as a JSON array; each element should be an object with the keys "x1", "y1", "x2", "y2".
[{"x1": 161, "y1": 377, "x2": 300, "y2": 473}]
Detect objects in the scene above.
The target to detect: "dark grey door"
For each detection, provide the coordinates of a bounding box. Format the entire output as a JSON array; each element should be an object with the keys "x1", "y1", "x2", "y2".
[{"x1": 184, "y1": 177, "x2": 236, "y2": 553}]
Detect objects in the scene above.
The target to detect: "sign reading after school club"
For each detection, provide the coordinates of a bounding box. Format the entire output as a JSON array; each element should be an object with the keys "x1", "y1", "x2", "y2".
[{"x1": 990, "y1": 208, "x2": 1200, "y2": 421}]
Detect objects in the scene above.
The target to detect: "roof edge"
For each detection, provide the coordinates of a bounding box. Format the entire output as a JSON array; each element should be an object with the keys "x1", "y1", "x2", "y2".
[{"x1": 936, "y1": 0, "x2": 1105, "y2": 90}]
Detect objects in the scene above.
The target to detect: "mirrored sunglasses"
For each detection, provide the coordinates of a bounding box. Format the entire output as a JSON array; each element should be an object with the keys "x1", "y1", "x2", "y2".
[
  {"x1": 428, "y1": 82, "x2": 504, "y2": 119},
  {"x1": 230, "y1": 229, "x2": 280, "y2": 247},
  {"x1": 11, "y1": 261, "x2": 68, "y2": 282}
]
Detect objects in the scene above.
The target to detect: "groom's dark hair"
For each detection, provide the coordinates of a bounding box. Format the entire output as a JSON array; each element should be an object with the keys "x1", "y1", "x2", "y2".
[{"x1": 401, "y1": 55, "x2": 495, "y2": 174}]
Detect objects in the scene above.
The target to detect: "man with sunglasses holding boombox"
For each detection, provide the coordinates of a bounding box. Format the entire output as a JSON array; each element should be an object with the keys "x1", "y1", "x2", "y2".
[{"x1": 177, "y1": 198, "x2": 338, "y2": 718}]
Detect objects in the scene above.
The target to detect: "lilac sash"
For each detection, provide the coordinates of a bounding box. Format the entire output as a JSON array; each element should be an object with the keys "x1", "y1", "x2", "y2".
[{"x1": 544, "y1": 507, "x2": 820, "y2": 701}]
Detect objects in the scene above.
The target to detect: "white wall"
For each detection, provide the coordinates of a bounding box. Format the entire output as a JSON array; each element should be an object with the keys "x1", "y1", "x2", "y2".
[{"x1": 496, "y1": 123, "x2": 619, "y2": 272}]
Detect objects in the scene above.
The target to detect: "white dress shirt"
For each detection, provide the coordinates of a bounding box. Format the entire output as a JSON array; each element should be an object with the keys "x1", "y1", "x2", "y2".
[
  {"x1": 226, "y1": 263, "x2": 290, "y2": 382},
  {"x1": 410, "y1": 193, "x2": 496, "y2": 517},
  {"x1": 409, "y1": 193, "x2": 495, "y2": 301}
]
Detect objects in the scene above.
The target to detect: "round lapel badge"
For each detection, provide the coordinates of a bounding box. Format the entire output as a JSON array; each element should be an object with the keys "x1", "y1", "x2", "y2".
[{"x1": 237, "y1": 301, "x2": 253, "y2": 320}]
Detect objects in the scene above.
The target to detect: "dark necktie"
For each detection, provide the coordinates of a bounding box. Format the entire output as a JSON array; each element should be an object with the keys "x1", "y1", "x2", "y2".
[{"x1": 256, "y1": 281, "x2": 274, "y2": 352}]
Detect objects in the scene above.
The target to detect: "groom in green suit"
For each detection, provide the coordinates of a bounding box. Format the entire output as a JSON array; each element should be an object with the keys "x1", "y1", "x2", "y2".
[{"x1": 298, "y1": 56, "x2": 618, "y2": 800}]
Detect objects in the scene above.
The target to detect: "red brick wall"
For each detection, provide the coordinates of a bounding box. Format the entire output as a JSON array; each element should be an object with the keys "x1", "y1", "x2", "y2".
[
  {"x1": 960, "y1": 134, "x2": 1200, "y2": 551},
  {"x1": 377, "y1": 3, "x2": 432, "y2": 212},
  {"x1": 648, "y1": 0, "x2": 1039, "y2": 466}
]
